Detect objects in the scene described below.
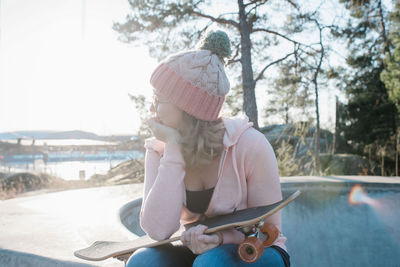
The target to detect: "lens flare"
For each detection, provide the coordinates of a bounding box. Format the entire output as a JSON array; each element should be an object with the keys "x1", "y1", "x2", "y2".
[
  {"x1": 348, "y1": 184, "x2": 380, "y2": 207},
  {"x1": 348, "y1": 184, "x2": 369, "y2": 205},
  {"x1": 348, "y1": 185, "x2": 400, "y2": 249}
]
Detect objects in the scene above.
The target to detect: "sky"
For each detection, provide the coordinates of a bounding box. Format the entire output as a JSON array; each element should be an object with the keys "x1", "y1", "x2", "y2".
[
  {"x1": 0, "y1": 0, "x2": 340, "y2": 136},
  {"x1": 0, "y1": 0, "x2": 158, "y2": 136}
]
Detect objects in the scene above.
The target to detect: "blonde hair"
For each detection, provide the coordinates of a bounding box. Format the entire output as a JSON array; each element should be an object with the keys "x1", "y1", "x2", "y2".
[{"x1": 178, "y1": 113, "x2": 225, "y2": 167}]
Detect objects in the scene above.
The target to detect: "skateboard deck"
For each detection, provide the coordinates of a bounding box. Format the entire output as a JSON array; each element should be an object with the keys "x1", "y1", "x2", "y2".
[{"x1": 74, "y1": 190, "x2": 300, "y2": 262}]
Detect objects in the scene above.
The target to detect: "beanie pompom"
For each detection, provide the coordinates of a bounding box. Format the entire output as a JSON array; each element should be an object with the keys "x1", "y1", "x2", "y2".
[{"x1": 198, "y1": 30, "x2": 232, "y2": 59}]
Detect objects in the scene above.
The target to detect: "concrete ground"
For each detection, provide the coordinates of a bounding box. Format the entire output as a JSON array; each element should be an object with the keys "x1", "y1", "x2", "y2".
[
  {"x1": 0, "y1": 184, "x2": 144, "y2": 267},
  {"x1": 1, "y1": 176, "x2": 399, "y2": 267}
]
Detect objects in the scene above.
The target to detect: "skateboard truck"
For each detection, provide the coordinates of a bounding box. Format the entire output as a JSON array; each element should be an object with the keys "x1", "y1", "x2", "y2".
[
  {"x1": 115, "y1": 253, "x2": 131, "y2": 266},
  {"x1": 237, "y1": 221, "x2": 279, "y2": 263}
]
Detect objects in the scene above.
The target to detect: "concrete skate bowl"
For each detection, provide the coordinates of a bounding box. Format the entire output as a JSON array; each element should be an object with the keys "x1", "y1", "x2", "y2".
[
  {"x1": 119, "y1": 197, "x2": 145, "y2": 237},
  {"x1": 119, "y1": 180, "x2": 400, "y2": 267}
]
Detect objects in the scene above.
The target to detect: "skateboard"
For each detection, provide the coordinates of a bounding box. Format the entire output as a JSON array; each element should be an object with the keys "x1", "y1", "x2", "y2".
[{"x1": 74, "y1": 190, "x2": 300, "y2": 264}]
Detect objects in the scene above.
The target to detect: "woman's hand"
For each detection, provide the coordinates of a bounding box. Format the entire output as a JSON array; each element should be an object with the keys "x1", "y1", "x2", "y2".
[
  {"x1": 147, "y1": 118, "x2": 181, "y2": 144},
  {"x1": 180, "y1": 225, "x2": 222, "y2": 255}
]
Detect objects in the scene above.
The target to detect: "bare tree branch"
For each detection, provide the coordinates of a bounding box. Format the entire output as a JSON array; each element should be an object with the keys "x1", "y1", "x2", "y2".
[
  {"x1": 377, "y1": 0, "x2": 392, "y2": 55},
  {"x1": 246, "y1": 0, "x2": 298, "y2": 15},
  {"x1": 190, "y1": 10, "x2": 239, "y2": 28},
  {"x1": 299, "y1": 13, "x2": 327, "y2": 175},
  {"x1": 285, "y1": 0, "x2": 300, "y2": 11},
  {"x1": 252, "y1": 28, "x2": 300, "y2": 44},
  {"x1": 312, "y1": 22, "x2": 324, "y2": 88},
  {"x1": 227, "y1": 59, "x2": 241, "y2": 65},
  {"x1": 219, "y1": 12, "x2": 239, "y2": 17},
  {"x1": 244, "y1": 0, "x2": 269, "y2": 8},
  {"x1": 246, "y1": 1, "x2": 267, "y2": 16},
  {"x1": 227, "y1": 42, "x2": 241, "y2": 65},
  {"x1": 255, "y1": 51, "x2": 296, "y2": 83}
]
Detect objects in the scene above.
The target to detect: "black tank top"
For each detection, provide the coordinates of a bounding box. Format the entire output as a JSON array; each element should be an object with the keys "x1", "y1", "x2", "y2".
[{"x1": 185, "y1": 187, "x2": 215, "y2": 214}]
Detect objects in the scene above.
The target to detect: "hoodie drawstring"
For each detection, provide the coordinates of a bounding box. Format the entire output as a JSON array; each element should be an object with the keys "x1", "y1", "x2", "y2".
[
  {"x1": 218, "y1": 148, "x2": 228, "y2": 179},
  {"x1": 232, "y1": 145, "x2": 242, "y2": 209}
]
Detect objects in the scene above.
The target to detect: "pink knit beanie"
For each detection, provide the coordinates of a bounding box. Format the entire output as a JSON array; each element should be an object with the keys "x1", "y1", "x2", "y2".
[{"x1": 150, "y1": 30, "x2": 231, "y2": 121}]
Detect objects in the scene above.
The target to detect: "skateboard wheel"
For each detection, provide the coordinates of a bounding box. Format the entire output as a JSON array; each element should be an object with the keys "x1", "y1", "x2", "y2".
[
  {"x1": 238, "y1": 236, "x2": 264, "y2": 263},
  {"x1": 261, "y1": 223, "x2": 279, "y2": 247}
]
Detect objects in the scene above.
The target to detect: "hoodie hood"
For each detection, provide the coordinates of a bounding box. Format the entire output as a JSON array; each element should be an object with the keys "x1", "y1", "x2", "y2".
[
  {"x1": 220, "y1": 116, "x2": 253, "y2": 210},
  {"x1": 222, "y1": 116, "x2": 253, "y2": 148}
]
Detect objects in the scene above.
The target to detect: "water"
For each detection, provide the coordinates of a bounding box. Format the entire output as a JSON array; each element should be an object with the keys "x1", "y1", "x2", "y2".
[
  {"x1": 2, "y1": 150, "x2": 141, "y2": 163},
  {"x1": 0, "y1": 150, "x2": 143, "y2": 180},
  {"x1": 1, "y1": 139, "x2": 118, "y2": 146}
]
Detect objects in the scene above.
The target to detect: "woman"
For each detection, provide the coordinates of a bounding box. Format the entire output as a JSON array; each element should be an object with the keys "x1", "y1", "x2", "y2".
[{"x1": 127, "y1": 30, "x2": 290, "y2": 267}]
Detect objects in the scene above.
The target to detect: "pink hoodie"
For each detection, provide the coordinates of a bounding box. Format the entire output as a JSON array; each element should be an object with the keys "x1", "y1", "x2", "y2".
[{"x1": 140, "y1": 116, "x2": 287, "y2": 251}]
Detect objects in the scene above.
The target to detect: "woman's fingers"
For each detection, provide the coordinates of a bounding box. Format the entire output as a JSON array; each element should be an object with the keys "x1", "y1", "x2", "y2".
[
  {"x1": 146, "y1": 117, "x2": 181, "y2": 143},
  {"x1": 197, "y1": 234, "x2": 219, "y2": 244},
  {"x1": 189, "y1": 227, "x2": 199, "y2": 249},
  {"x1": 180, "y1": 231, "x2": 190, "y2": 245},
  {"x1": 194, "y1": 225, "x2": 208, "y2": 234},
  {"x1": 181, "y1": 225, "x2": 207, "y2": 247},
  {"x1": 181, "y1": 225, "x2": 223, "y2": 254}
]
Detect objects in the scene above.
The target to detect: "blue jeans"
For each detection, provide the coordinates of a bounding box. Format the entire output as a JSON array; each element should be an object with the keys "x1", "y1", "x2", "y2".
[{"x1": 126, "y1": 244, "x2": 285, "y2": 267}]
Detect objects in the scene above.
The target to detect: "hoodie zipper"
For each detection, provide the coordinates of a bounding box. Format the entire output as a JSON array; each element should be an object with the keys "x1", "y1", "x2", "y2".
[
  {"x1": 217, "y1": 148, "x2": 228, "y2": 179},
  {"x1": 204, "y1": 147, "x2": 228, "y2": 215}
]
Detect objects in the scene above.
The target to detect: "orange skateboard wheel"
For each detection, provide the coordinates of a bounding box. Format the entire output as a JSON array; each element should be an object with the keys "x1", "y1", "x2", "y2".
[
  {"x1": 238, "y1": 236, "x2": 264, "y2": 263},
  {"x1": 261, "y1": 223, "x2": 279, "y2": 247}
]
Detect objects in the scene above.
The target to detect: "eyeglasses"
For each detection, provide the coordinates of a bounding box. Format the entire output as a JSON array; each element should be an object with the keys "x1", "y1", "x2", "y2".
[{"x1": 152, "y1": 94, "x2": 169, "y2": 107}]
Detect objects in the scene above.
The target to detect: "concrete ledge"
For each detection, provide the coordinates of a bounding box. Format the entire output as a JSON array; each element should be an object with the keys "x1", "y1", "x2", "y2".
[
  {"x1": 0, "y1": 184, "x2": 144, "y2": 267},
  {"x1": 0, "y1": 249, "x2": 94, "y2": 267},
  {"x1": 119, "y1": 197, "x2": 145, "y2": 237}
]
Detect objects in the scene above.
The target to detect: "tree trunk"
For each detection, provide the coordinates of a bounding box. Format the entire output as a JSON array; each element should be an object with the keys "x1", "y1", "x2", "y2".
[
  {"x1": 377, "y1": 0, "x2": 391, "y2": 56},
  {"x1": 396, "y1": 129, "x2": 399, "y2": 176},
  {"x1": 381, "y1": 146, "x2": 385, "y2": 176},
  {"x1": 238, "y1": 0, "x2": 258, "y2": 129},
  {"x1": 285, "y1": 105, "x2": 289, "y2": 124},
  {"x1": 312, "y1": 57, "x2": 322, "y2": 174},
  {"x1": 311, "y1": 19, "x2": 324, "y2": 175},
  {"x1": 333, "y1": 96, "x2": 339, "y2": 154},
  {"x1": 314, "y1": 86, "x2": 321, "y2": 174}
]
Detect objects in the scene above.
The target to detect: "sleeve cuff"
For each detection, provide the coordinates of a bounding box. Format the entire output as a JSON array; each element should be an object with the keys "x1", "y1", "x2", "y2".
[
  {"x1": 220, "y1": 229, "x2": 245, "y2": 244},
  {"x1": 161, "y1": 143, "x2": 185, "y2": 164},
  {"x1": 144, "y1": 138, "x2": 165, "y2": 156}
]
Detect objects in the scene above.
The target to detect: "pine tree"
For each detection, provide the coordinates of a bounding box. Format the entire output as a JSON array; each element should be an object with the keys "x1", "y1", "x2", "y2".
[
  {"x1": 336, "y1": 0, "x2": 397, "y2": 175},
  {"x1": 381, "y1": 1, "x2": 400, "y2": 175},
  {"x1": 381, "y1": 2, "x2": 400, "y2": 113}
]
